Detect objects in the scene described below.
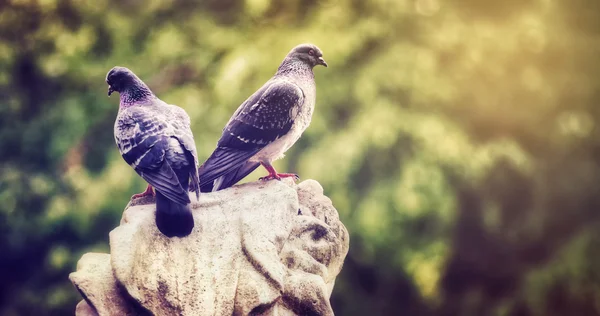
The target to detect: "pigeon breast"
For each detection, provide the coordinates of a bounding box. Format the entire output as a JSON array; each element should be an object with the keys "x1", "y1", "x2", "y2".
[{"x1": 248, "y1": 63, "x2": 316, "y2": 163}]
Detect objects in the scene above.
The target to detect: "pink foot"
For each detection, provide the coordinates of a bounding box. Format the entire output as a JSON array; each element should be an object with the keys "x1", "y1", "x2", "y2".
[
  {"x1": 131, "y1": 184, "x2": 154, "y2": 199},
  {"x1": 259, "y1": 162, "x2": 300, "y2": 182},
  {"x1": 259, "y1": 173, "x2": 299, "y2": 181}
]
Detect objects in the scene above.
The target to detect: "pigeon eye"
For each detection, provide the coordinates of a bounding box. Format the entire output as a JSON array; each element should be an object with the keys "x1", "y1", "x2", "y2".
[{"x1": 308, "y1": 49, "x2": 315, "y2": 56}]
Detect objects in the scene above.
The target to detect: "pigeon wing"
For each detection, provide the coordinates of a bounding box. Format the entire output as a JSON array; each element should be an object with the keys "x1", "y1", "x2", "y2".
[
  {"x1": 168, "y1": 104, "x2": 201, "y2": 199},
  {"x1": 115, "y1": 108, "x2": 190, "y2": 205},
  {"x1": 198, "y1": 80, "x2": 304, "y2": 188},
  {"x1": 220, "y1": 80, "x2": 304, "y2": 150}
]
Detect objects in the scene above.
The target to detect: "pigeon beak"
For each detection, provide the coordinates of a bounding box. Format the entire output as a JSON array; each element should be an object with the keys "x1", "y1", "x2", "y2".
[
  {"x1": 317, "y1": 57, "x2": 328, "y2": 67},
  {"x1": 108, "y1": 86, "x2": 114, "y2": 97}
]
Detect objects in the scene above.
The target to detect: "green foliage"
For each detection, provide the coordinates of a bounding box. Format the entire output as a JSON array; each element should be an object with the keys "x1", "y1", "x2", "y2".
[{"x1": 1, "y1": 0, "x2": 599, "y2": 315}]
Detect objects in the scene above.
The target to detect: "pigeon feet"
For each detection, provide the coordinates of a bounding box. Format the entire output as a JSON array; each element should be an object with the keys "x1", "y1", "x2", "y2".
[
  {"x1": 259, "y1": 162, "x2": 300, "y2": 182},
  {"x1": 131, "y1": 184, "x2": 155, "y2": 200},
  {"x1": 259, "y1": 173, "x2": 300, "y2": 181}
]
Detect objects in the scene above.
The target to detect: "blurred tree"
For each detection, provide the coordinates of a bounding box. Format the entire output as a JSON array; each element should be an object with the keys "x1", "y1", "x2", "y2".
[{"x1": 0, "y1": 0, "x2": 599, "y2": 315}]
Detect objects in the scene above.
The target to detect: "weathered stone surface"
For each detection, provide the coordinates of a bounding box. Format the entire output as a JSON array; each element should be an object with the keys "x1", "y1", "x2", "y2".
[
  {"x1": 69, "y1": 253, "x2": 146, "y2": 316},
  {"x1": 75, "y1": 300, "x2": 97, "y2": 316},
  {"x1": 70, "y1": 179, "x2": 349, "y2": 316}
]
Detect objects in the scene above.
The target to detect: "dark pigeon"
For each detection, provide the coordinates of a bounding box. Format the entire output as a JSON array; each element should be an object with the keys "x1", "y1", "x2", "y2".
[
  {"x1": 199, "y1": 43, "x2": 327, "y2": 192},
  {"x1": 107, "y1": 66, "x2": 199, "y2": 237}
]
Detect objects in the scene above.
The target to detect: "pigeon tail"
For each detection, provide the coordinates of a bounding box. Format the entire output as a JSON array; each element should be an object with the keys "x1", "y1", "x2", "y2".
[
  {"x1": 155, "y1": 191, "x2": 194, "y2": 237},
  {"x1": 207, "y1": 161, "x2": 260, "y2": 192},
  {"x1": 198, "y1": 147, "x2": 260, "y2": 192}
]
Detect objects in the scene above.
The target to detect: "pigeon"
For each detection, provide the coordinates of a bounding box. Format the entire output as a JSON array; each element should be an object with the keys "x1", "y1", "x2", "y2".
[
  {"x1": 107, "y1": 66, "x2": 200, "y2": 237},
  {"x1": 199, "y1": 43, "x2": 327, "y2": 192}
]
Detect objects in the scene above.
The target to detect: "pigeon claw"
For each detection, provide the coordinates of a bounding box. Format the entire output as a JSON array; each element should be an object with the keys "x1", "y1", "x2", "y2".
[
  {"x1": 259, "y1": 162, "x2": 299, "y2": 182},
  {"x1": 259, "y1": 174, "x2": 281, "y2": 181},
  {"x1": 259, "y1": 173, "x2": 299, "y2": 182},
  {"x1": 131, "y1": 184, "x2": 155, "y2": 199},
  {"x1": 277, "y1": 173, "x2": 300, "y2": 181}
]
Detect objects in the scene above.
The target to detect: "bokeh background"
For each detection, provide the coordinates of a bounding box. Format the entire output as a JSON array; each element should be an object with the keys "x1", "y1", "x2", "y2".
[{"x1": 1, "y1": 0, "x2": 600, "y2": 315}]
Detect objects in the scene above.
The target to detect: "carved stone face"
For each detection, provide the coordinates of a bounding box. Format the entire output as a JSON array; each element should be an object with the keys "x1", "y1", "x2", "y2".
[
  {"x1": 70, "y1": 180, "x2": 349, "y2": 316},
  {"x1": 236, "y1": 180, "x2": 349, "y2": 315}
]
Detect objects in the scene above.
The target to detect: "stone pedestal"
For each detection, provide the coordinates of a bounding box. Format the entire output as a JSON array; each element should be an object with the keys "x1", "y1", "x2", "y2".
[{"x1": 70, "y1": 180, "x2": 349, "y2": 316}]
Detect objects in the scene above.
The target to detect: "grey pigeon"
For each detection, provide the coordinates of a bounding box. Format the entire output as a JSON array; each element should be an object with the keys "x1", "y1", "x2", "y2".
[
  {"x1": 107, "y1": 66, "x2": 199, "y2": 237},
  {"x1": 199, "y1": 43, "x2": 327, "y2": 192}
]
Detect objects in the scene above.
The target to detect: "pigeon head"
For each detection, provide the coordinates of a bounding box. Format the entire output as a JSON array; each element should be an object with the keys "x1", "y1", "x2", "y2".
[
  {"x1": 287, "y1": 43, "x2": 327, "y2": 68},
  {"x1": 106, "y1": 66, "x2": 143, "y2": 97}
]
